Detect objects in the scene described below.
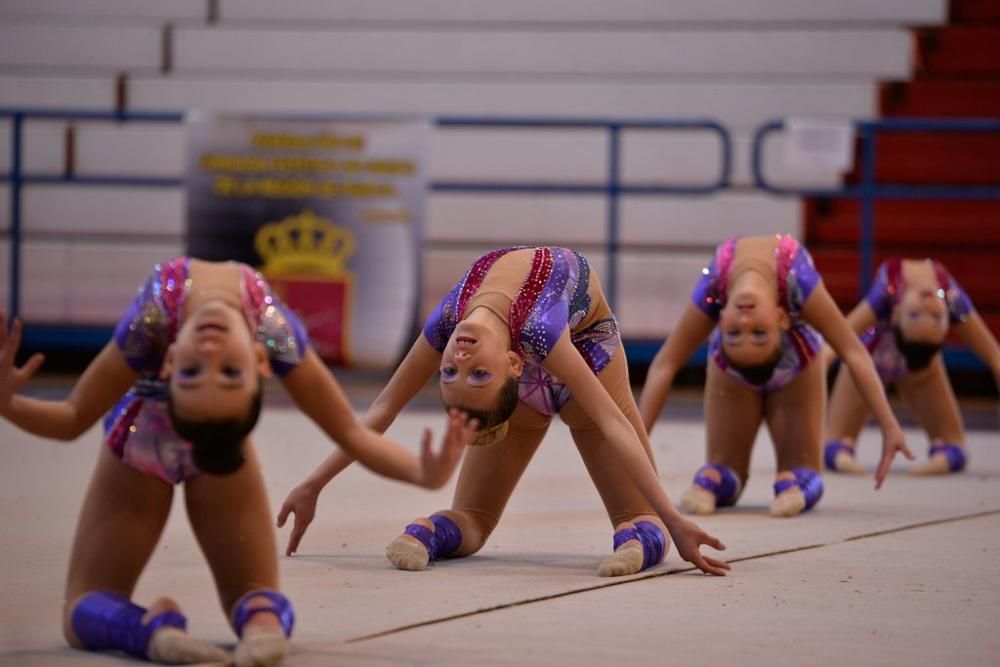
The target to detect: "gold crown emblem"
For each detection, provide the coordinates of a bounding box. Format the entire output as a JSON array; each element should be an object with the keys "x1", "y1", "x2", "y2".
[{"x1": 254, "y1": 210, "x2": 355, "y2": 278}]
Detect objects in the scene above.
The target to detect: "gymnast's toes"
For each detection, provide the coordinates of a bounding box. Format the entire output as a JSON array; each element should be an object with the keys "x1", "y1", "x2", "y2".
[
  {"x1": 597, "y1": 541, "x2": 645, "y2": 577},
  {"x1": 147, "y1": 628, "x2": 230, "y2": 665},
  {"x1": 680, "y1": 485, "x2": 717, "y2": 515},
  {"x1": 234, "y1": 626, "x2": 288, "y2": 667},
  {"x1": 770, "y1": 487, "x2": 807, "y2": 518},
  {"x1": 386, "y1": 535, "x2": 430, "y2": 571}
]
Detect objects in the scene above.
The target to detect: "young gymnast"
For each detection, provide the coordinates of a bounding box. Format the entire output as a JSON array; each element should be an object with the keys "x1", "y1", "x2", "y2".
[
  {"x1": 637, "y1": 235, "x2": 912, "y2": 518},
  {"x1": 0, "y1": 257, "x2": 476, "y2": 666},
  {"x1": 824, "y1": 258, "x2": 1000, "y2": 475},
  {"x1": 278, "y1": 246, "x2": 729, "y2": 577}
]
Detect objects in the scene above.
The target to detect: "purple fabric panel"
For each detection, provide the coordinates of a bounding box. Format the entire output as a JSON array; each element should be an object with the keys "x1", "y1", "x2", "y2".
[
  {"x1": 786, "y1": 240, "x2": 821, "y2": 310},
  {"x1": 634, "y1": 521, "x2": 666, "y2": 570},
  {"x1": 232, "y1": 589, "x2": 295, "y2": 639},
  {"x1": 824, "y1": 440, "x2": 856, "y2": 471},
  {"x1": 519, "y1": 248, "x2": 571, "y2": 362},
  {"x1": 691, "y1": 255, "x2": 725, "y2": 320},
  {"x1": 612, "y1": 526, "x2": 640, "y2": 552},
  {"x1": 929, "y1": 443, "x2": 967, "y2": 472},
  {"x1": 112, "y1": 264, "x2": 175, "y2": 374},
  {"x1": 773, "y1": 467, "x2": 824, "y2": 510},
  {"x1": 429, "y1": 514, "x2": 463, "y2": 558},
  {"x1": 693, "y1": 463, "x2": 740, "y2": 506},
  {"x1": 864, "y1": 261, "x2": 896, "y2": 321},
  {"x1": 403, "y1": 523, "x2": 434, "y2": 553},
  {"x1": 422, "y1": 281, "x2": 464, "y2": 353},
  {"x1": 938, "y1": 267, "x2": 974, "y2": 324},
  {"x1": 71, "y1": 591, "x2": 186, "y2": 658}
]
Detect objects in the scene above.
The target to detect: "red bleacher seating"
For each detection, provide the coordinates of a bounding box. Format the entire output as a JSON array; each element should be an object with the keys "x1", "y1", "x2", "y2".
[
  {"x1": 804, "y1": 0, "x2": 1000, "y2": 341},
  {"x1": 805, "y1": 199, "x2": 1000, "y2": 249},
  {"x1": 914, "y1": 26, "x2": 1000, "y2": 79},
  {"x1": 880, "y1": 81, "x2": 1000, "y2": 117},
  {"x1": 864, "y1": 134, "x2": 1000, "y2": 185},
  {"x1": 951, "y1": 0, "x2": 1000, "y2": 24}
]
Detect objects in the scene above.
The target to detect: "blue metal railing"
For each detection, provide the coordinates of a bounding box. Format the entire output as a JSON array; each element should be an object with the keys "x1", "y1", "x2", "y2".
[
  {"x1": 751, "y1": 116, "x2": 1000, "y2": 372},
  {"x1": 2, "y1": 109, "x2": 186, "y2": 322},
  {"x1": 752, "y1": 117, "x2": 1000, "y2": 296},
  {"x1": 432, "y1": 116, "x2": 732, "y2": 310},
  {"x1": 1, "y1": 109, "x2": 732, "y2": 346}
]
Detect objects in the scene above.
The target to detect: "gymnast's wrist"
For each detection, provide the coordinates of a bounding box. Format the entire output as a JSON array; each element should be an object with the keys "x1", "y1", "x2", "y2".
[
  {"x1": 297, "y1": 475, "x2": 327, "y2": 496},
  {"x1": 660, "y1": 507, "x2": 686, "y2": 529},
  {"x1": 879, "y1": 423, "x2": 904, "y2": 441}
]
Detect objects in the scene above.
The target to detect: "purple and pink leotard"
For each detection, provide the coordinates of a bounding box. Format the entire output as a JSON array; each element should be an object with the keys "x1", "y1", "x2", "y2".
[
  {"x1": 691, "y1": 235, "x2": 823, "y2": 392},
  {"x1": 861, "y1": 259, "x2": 972, "y2": 382},
  {"x1": 103, "y1": 257, "x2": 307, "y2": 485},
  {"x1": 423, "y1": 247, "x2": 620, "y2": 416}
]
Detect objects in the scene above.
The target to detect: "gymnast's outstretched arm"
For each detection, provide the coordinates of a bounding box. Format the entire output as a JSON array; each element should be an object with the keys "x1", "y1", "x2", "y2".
[
  {"x1": 278, "y1": 336, "x2": 444, "y2": 555},
  {"x1": 544, "y1": 329, "x2": 729, "y2": 576},
  {"x1": 0, "y1": 316, "x2": 135, "y2": 440},
  {"x1": 953, "y1": 311, "x2": 1000, "y2": 392},
  {"x1": 638, "y1": 303, "x2": 715, "y2": 435},
  {"x1": 820, "y1": 299, "x2": 877, "y2": 370},
  {"x1": 801, "y1": 284, "x2": 913, "y2": 487},
  {"x1": 281, "y1": 345, "x2": 470, "y2": 488}
]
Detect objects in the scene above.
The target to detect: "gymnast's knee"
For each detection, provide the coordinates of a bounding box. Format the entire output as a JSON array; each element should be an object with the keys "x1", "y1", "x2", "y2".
[{"x1": 440, "y1": 510, "x2": 496, "y2": 557}]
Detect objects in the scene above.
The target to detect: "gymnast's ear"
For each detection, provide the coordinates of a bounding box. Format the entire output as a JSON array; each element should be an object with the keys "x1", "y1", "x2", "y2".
[
  {"x1": 254, "y1": 341, "x2": 274, "y2": 379},
  {"x1": 507, "y1": 350, "x2": 524, "y2": 378},
  {"x1": 159, "y1": 344, "x2": 176, "y2": 380},
  {"x1": 777, "y1": 308, "x2": 791, "y2": 331}
]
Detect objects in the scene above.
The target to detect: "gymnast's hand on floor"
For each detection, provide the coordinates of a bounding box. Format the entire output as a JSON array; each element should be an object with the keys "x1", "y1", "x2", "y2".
[
  {"x1": 666, "y1": 516, "x2": 730, "y2": 576},
  {"x1": 277, "y1": 482, "x2": 321, "y2": 556},
  {"x1": 0, "y1": 314, "x2": 45, "y2": 415},
  {"x1": 416, "y1": 409, "x2": 478, "y2": 490},
  {"x1": 875, "y1": 426, "x2": 914, "y2": 490}
]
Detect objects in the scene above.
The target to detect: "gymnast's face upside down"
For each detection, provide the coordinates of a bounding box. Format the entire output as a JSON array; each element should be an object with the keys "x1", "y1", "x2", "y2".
[
  {"x1": 717, "y1": 273, "x2": 790, "y2": 371},
  {"x1": 161, "y1": 298, "x2": 270, "y2": 423},
  {"x1": 437, "y1": 317, "x2": 522, "y2": 441},
  {"x1": 894, "y1": 286, "x2": 949, "y2": 346}
]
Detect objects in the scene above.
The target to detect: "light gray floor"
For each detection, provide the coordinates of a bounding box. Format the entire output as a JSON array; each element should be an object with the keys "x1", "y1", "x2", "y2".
[{"x1": 1, "y1": 394, "x2": 998, "y2": 666}]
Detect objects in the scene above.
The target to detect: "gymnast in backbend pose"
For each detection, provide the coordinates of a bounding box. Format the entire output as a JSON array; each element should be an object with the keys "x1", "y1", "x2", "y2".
[
  {"x1": 824, "y1": 258, "x2": 1000, "y2": 476},
  {"x1": 0, "y1": 257, "x2": 475, "y2": 666},
  {"x1": 638, "y1": 235, "x2": 912, "y2": 518},
  {"x1": 278, "y1": 246, "x2": 729, "y2": 577}
]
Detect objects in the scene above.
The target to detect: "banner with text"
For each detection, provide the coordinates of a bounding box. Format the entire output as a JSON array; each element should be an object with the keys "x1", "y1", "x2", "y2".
[{"x1": 186, "y1": 113, "x2": 428, "y2": 367}]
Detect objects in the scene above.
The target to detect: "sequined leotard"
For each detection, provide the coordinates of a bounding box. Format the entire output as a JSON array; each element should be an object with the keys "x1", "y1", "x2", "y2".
[
  {"x1": 861, "y1": 259, "x2": 972, "y2": 382},
  {"x1": 423, "y1": 247, "x2": 620, "y2": 416},
  {"x1": 691, "y1": 235, "x2": 823, "y2": 392},
  {"x1": 103, "y1": 257, "x2": 308, "y2": 484}
]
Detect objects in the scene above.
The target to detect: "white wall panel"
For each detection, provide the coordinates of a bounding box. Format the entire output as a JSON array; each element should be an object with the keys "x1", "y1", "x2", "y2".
[
  {"x1": 1, "y1": 121, "x2": 845, "y2": 190},
  {"x1": 218, "y1": 0, "x2": 946, "y2": 25},
  {"x1": 22, "y1": 186, "x2": 185, "y2": 237},
  {"x1": 427, "y1": 194, "x2": 605, "y2": 245},
  {"x1": 616, "y1": 252, "x2": 708, "y2": 339},
  {"x1": 0, "y1": 0, "x2": 206, "y2": 21},
  {"x1": 19, "y1": 241, "x2": 182, "y2": 324},
  {"x1": 431, "y1": 129, "x2": 606, "y2": 182},
  {"x1": 0, "y1": 24, "x2": 161, "y2": 69},
  {"x1": 619, "y1": 194, "x2": 800, "y2": 247},
  {"x1": 130, "y1": 78, "x2": 877, "y2": 132},
  {"x1": 0, "y1": 75, "x2": 115, "y2": 109},
  {"x1": 74, "y1": 124, "x2": 185, "y2": 177},
  {"x1": 173, "y1": 28, "x2": 911, "y2": 78}
]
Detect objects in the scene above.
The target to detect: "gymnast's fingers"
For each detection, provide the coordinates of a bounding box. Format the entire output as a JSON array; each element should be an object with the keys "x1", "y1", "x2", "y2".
[
  {"x1": 693, "y1": 552, "x2": 728, "y2": 576},
  {"x1": 701, "y1": 532, "x2": 726, "y2": 551}
]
